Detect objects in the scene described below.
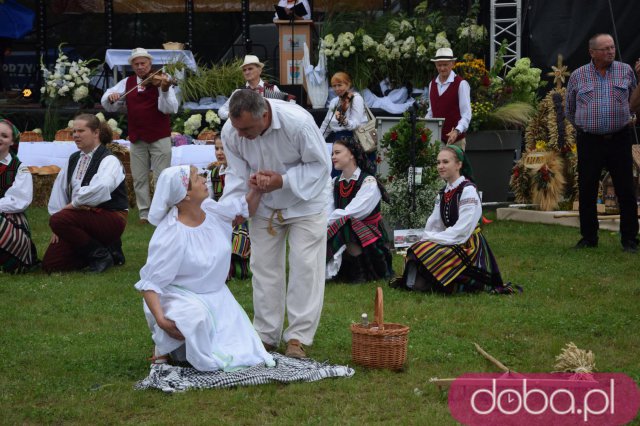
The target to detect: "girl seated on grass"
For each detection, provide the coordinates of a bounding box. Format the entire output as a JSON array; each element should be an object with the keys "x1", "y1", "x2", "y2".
[
  {"x1": 390, "y1": 146, "x2": 519, "y2": 294},
  {"x1": 206, "y1": 134, "x2": 251, "y2": 280}
]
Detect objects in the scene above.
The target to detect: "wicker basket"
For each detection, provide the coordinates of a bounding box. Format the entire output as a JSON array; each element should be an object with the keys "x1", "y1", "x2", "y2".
[
  {"x1": 163, "y1": 42, "x2": 185, "y2": 50},
  {"x1": 197, "y1": 129, "x2": 218, "y2": 144},
  {"x1": 54, "y1": 128, "x2": 74, "y2": 141},
  {"x1": 351, "y1": 287, "x2": 410, "y2": 370},
  {"x1": 19, "y1": 131, "x2": 44, "y2": 142}
]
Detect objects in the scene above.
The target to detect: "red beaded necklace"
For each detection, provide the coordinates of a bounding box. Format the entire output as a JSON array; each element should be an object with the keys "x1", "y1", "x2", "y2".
[
  {"x1": 339, "y1": 179, "x2": 356, "y2": 198},
  {"x1": 443, "y1": 186, "x2": 459, "y2": 203}
]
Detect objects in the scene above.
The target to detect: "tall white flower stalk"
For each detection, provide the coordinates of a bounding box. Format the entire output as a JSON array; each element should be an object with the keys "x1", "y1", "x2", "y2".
[{"x1": 40, "y1": 43, "x2": 97, "y2": 104}]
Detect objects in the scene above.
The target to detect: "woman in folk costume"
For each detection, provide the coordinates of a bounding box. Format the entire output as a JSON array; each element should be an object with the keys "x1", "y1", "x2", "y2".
[
  {"x1": 43, "y1": 114, "x2": 127, "y2": 273},
  {"x1": 206, "y1": 135, "x2": 251, "y2": 279},
  {"x1": 135, "y1": 165, "x2": 274, "y2": 370},
  {"x1": 390, "y1": 146, "x2": 518, "y2": 294},
  {"x1": 319, "y1": 72, "x2": 368, "y2": 177},
  {"x1": 326, "y1": 137, "x2": 393, "y2": 283},
  {"x1": 0, "y1": 119, "x2": 38, "y2": 273}
]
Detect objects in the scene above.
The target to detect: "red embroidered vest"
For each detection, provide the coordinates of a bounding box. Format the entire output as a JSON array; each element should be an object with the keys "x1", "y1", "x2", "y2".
[
  {"x1": 125, "y1": 75, "x2": 171, "y2": 143},
  {"x1": 429, "y1": 75, "x2": 466, "y2": 143}
]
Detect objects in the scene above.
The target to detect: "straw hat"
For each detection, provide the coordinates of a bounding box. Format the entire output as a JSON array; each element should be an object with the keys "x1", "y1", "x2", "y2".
[
  {"x1": 431, "y1": 47, "x2": 457, "y2": 62},
  {"x1": 240, "y1": 55, "x2": 264, "y2": 69},
  {"x1": 128, "y1": 47, "x2": 153, "y2": 64}
]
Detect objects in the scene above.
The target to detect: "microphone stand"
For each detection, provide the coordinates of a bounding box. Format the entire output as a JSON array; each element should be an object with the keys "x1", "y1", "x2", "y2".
[
  {"x1": 408, "y1": 101, "x2": 418, "y2": 220},
  {"x1": 289, "y1": 12, "x2": 296, "y2": 85}
]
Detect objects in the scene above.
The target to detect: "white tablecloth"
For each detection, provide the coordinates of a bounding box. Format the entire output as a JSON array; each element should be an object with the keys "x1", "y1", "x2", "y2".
[
  {"x1": 105, "y1": 49, "x2": 197, "y2": 71},
  {"x1": 18, "y1": 142, "x2": 216, "y2": 170}
]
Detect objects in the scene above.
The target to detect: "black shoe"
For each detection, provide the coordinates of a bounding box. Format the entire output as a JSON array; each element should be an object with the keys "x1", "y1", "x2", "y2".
[
  {"x1": 109, "y1": 244, "x2": 126, "y2": 266},
  {"x1": 86, "y1": 246, "x2": 114, "y2": 273},
  {"x1": 573, "y1": 238, "x2": 597, "y2": 249},
  {"x1": 622, "y1": 239, "x2": 638, "y2": 254}
]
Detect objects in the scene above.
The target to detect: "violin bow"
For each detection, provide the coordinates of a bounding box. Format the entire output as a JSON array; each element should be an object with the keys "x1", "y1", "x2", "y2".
[{"x1": 111, "y1": 68, "x2": 165, "y2": 104}]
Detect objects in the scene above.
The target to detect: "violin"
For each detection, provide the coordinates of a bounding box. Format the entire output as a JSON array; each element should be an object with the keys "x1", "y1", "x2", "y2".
[
  {"x1": 336, "y1": 92, "x2": 352, "y2": 127},
  {"x1": 140, "y1": 69, "x2": 178, "y2": 88},
  {"x1": 109, "y1": 68, "x2": 177, "y2": 104}
]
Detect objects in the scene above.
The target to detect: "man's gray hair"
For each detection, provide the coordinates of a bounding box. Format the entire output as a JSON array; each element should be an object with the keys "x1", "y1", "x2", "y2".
[
  {"x1": 229, "y1": 89, "x2": 268, "y2": 119},
  {"x1": 589, "y1": 33, "x2": 613, "y2": 49}
]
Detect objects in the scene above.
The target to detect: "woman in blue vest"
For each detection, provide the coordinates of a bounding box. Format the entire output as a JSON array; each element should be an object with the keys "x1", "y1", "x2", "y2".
[
  {"x1": 0, "y1": 119, "x2": 39, "y2": 273},
  {"x1": 390, "y1": 146, "x2": 518, "y2": 294},
  {"x1": 326, "y1": 137, "x2": 393, "y2": 283},
  {"x1": 43, "y1": 113, "x2": 128, "y2": 273}
]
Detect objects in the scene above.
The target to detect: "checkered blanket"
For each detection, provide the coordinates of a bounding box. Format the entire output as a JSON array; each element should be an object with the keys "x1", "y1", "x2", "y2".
[{"x1": 134, "y1": 353, "x2": 355, "y2": 393}]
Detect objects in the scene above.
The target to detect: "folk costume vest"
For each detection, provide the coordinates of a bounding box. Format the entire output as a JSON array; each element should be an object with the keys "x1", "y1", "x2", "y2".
[
  {"x1": 439, "y1": 179, "x2": 475, "y2": 227},
  {"x1": 333, "y1": 171, "x2": 381, "y2": 218},
  {"x1": 66, "y1": 144, "x2": 128, "y2": 211},
  {"x1": 430, "y1": 75, "x2": 466, "y2": 143},
  {"x1": 0, "y1": 154, "x2": 21, "y2": 198},
  {"x1": 125, "y1": 75, "x2": 171, "y2": 143}
]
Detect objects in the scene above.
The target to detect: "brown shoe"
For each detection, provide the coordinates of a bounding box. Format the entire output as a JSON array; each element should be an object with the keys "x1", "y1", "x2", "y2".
[
  {"x1": 139, "y1": 218, "x2": 149, "y2": 225},
  {"x1": 285, "y1": 339, "x2": 307, "y2": 359},
  {"x1": 262, "y1": 341, "x2": 277, "y2": 352}
]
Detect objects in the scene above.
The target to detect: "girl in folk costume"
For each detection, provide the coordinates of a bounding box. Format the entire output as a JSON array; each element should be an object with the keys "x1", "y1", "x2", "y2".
[
  {"x1": 320, "y1": 72, "x2": 367, "y2": 145},
  {"x1": 390, "y1": 146, "x2": 519, "y2": 294},
  {"x1": 326, "y1": 138, "x2": 393, "y2": 283},
  {"x1": 206, "y1": 135, "x2": 251, "y2": 279},
  {"x1": 320, "y1": 72, "x2": 368, "y2": 177},
  {"x1": 135, "y1": 165, "x2": 274, "y2": 370},
  {"x1": 0, "y1": 119, "x2": 39, "y2": 273}
]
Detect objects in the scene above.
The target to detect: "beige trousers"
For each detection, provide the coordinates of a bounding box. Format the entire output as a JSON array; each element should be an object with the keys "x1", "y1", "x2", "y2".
[
  {"x1": 129, "y1": 137, "x2": 172, "y2": 219},
  {"x1": 249, "y1": 211, "x2": 326, "y2": 347}
]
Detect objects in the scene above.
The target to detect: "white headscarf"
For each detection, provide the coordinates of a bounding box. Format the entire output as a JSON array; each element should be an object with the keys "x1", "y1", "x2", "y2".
[{"x1": 148, "y1": 165, "x2": 191, "y2": 226}]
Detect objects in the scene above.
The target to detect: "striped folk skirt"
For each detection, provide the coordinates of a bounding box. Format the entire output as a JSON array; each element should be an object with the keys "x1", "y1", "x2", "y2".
[
  {"x1": 0, "y1": 212, "x2": 38, "y2": 273},
  {"x1": 327, "y1": 213, "x2": 393, "y2": 280},
  {"x1": 406, "y1": 227, "x2": 503, "y2": 292},
  {"x1": 229, "y1": 222, "x2": 251, "y2": 280}
]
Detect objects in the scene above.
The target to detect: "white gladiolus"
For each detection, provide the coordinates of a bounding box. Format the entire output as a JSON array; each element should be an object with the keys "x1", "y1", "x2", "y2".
[
  {"x1": 72, "y1": 86, "x2": 88, "y2": 102},
  {"x1": 68, "y1": 120, "x2": 74, "y2": 128},
  {"x1": 96, "y1": 112, "x2": 106, "y2": 122}
]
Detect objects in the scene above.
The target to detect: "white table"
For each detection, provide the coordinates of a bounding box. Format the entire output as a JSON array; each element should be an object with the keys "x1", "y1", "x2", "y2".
[
  {"x1": 18, "y1": 142, "x2": 216, "y2": 170},
  {"x1": 105, "y1": 49, "x2": 197, "y2": 82}
]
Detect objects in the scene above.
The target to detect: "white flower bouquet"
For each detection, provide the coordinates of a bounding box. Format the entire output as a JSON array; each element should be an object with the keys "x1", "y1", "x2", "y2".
[{"x1": 40, "y1": 43, "x2": 97, "y2": 104}]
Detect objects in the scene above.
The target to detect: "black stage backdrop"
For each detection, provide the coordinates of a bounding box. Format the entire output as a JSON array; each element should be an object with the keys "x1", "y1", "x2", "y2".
[{"x1": 524, "y1": 0, "x2": 640, "y2": 74}]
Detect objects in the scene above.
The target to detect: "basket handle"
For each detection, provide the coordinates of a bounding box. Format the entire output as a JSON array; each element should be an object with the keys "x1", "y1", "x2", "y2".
[{"x1": 374, "y1": 287, "x2": 384, "y2": 330}]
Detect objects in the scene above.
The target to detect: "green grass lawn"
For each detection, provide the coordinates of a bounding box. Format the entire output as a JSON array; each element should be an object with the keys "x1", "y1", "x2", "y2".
[{"x1": 1, "y1": 208, "x2": 639, "y2": 425}]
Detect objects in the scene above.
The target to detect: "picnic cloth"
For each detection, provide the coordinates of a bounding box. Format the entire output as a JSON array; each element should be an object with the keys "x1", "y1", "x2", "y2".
[{"x1": 134, "y1": 352, "x2": 355, "y2": 393}]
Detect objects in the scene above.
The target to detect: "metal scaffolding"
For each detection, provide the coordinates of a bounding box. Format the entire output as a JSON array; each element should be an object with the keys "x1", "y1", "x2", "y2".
[{"x1": 490, "y1": 0, "x2": 521, "y2": 70}]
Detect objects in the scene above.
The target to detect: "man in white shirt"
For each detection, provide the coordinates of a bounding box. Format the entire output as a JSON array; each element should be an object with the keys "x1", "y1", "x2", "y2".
[
  {"x1": 221, "y1": 90, "x2": 331, "y2": 359},
  {"x1": 43, "y1": 114, "x2": 128, "y2": 273},
  {"x1": 101, "y1": 47, "x2": 178, "y2": 224},
  {"x1": 425, "y1": 48, "x2": 472, "y2": 150},
  {"x1": 217, "y1": 55, "x2": 280, "y2": 120}
]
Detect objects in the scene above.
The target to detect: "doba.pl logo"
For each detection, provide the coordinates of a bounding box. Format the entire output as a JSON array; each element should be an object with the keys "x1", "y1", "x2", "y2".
[{"x1": 449, "y1": 373, "x2": 640, "y2": 425}]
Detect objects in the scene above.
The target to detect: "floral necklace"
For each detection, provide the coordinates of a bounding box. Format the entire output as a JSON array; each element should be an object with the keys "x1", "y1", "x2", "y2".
[{"x1": 339, "y1": 179, "x2": 356, "y2": 198}]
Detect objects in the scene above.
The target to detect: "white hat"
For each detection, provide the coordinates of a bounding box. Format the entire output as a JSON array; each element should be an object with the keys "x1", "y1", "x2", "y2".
[
  {"x1": 431, "y1": 47, "x2": 457, "y2": 62},
  {"x1": 240, "y1": 54, "x2": 264, "y2": 69},
  {"x1": 128, "y1": 47, "x2": 153, "y2": 65},
  {"x1": 148, "y1": 165, "x2": 191, "y2": 226}
]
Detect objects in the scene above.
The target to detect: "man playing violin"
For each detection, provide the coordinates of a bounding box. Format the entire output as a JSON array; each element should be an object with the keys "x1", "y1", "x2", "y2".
[{"x1": 101, "y1": 47, "x2": 179, "y2": 224}]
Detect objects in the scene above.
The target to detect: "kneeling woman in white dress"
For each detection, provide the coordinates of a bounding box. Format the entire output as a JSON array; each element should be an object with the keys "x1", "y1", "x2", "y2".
[{"x1": 134, "y1": 165, "x2": 275, "y2": 371}]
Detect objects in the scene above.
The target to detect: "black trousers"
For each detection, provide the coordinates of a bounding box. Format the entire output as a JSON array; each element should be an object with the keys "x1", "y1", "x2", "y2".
[{"x1": 576, "y1": 128, "x2": 638, "y2": 243}]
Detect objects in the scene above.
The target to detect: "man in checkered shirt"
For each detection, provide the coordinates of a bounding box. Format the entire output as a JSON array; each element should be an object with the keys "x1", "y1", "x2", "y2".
[{"x1": 566, "y1": 33, "x2": 639, "y2": 253}]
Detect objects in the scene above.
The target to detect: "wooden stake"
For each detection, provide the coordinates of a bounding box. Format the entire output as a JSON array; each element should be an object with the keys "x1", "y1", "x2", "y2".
[{"x1": 474, "y1": 342, "x2": 510, "y2": 372}]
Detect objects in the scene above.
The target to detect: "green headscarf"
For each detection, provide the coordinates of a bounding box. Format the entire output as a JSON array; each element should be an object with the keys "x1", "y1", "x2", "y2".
[
  {"x1": 445, "y1": 145, "x2": 475, "y2": 183},
  {"x1": 0, "y1": 118, "x2": 20, "y2": 154}
]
